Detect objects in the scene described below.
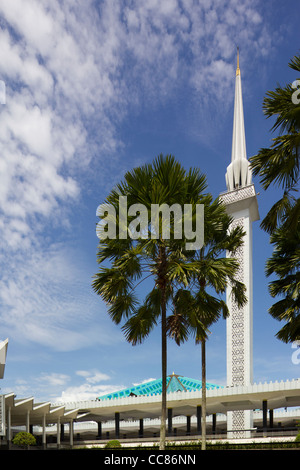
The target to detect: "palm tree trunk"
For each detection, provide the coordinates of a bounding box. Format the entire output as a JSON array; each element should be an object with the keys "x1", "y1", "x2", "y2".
[
  {"x1": 201, "y1": 339, "x2": 206, "y2": 450},
  {"x1": 160, "y1": 292, "x2": 167, "y2": 450},
  {"x1": 159, "y1": 244, "x2": 167, "y2": 451}
]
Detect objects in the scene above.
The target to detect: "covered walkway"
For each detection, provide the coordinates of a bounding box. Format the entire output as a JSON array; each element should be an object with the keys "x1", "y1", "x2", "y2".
[
  {"x1": 0, "y1": 392, "x2": 79, "y2": 448},
  {"x1": 1, "y1": 376, "x2": 300, "y2": 448},
  {"x1": 71, "y1": 377, "x2": 300, "y2": 440}
]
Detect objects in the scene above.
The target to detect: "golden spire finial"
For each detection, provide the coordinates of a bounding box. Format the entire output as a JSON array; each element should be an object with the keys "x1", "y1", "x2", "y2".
[{"x1": 236, "y1": 46, "x2": 240, "y2": 76}]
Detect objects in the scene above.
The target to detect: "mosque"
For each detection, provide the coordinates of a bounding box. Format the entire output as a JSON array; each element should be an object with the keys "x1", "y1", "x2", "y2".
[{"x1": 0, "y1": 52, "x2": 300, "y2": 448}]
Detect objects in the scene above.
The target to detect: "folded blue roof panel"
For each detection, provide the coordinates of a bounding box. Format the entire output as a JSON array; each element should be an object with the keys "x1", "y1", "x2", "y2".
[{"x1": 97, "y1": 373, "x2": 223, "y2": 401}]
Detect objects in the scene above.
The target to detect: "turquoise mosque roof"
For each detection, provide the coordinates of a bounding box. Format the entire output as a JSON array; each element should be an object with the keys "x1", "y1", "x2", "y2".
[{"x1": 97, "y1": 373, "x2": 223, "y2": 401}]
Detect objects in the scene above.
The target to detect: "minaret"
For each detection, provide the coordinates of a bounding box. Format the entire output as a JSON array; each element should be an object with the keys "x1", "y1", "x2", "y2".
[
  {"x1": 225, "y1": 47, "x2": 252, "y2": 191},
  {"x1": 220, "y1": 48, "x2": 259, "y2": 438}
]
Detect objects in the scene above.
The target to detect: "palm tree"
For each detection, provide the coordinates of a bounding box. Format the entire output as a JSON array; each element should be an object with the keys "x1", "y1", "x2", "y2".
[
  {"x1": 265, "y1": 215, "x2": 300, "y2": 343},
  {"x1": 249, "y1": 54, "x2": 300, "y2": 343},
  {"x1": 92, "y1": 154, "x2": 209, "y2": 450},
  {"x1": 167, "y1": 197, "x2": 247, "y2": 450},
  {"x1": 249, "y1": 53, "x2": 300, "y2": 233}
]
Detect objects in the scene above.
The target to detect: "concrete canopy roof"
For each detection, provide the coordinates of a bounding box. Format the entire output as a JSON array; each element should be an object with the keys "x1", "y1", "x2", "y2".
[
  {"x1": 3, "y1": 394, "x2": 79, "y2": 427},
  {"x1": 3, "y1": 378, "x2": 300, "y2": 429},
  {"x1": 71, "y1": 378, "x2": 300, "y2": 424}
]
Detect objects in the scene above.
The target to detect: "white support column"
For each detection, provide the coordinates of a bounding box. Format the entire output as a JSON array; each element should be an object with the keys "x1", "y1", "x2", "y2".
[
  {"x1": 57, "y1": 416, "x2": 61, "y2": 448},
  {"x1": 42, "y1": 413, "x2": 46, "y2": 449},
  {"x1": 26, "y1": 409, "x2": 30, "y2": 433},
  {"x1": 7, "y1": 406, "x2": 11, "y2": 445}
]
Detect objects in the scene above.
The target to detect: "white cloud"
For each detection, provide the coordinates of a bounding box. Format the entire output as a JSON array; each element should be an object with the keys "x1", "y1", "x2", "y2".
[
  {"x1": 0, "y1": 0, "x2": 273, "y2": 354},
  {"x1": 76, "y1": 370, "x2": 111, "y2": 384},
  {"x1": 53, "y1": 369, "x2": 123, "y2": 403},
  {"x1": 2, "y1": 368, "x2": 120, "y2": 402},
  {"x1": 54, "y1": 383, "x2": 124, "y2": 404},
  {"x1": 0, "y1": 0, "x2": 272, "y2": 243},
  {"x1": 0, "y1": 242, "x2": 119, "y2": 351},
  {"x1": 133, "y1": 377, "x2": 156, "y2": 386},
  {"x1": 38, "y1": 372, "x2": 70, "y2": 388}
]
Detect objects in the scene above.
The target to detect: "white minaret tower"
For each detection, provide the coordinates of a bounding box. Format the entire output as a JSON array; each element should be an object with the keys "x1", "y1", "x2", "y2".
[{"x1": 220, "y1": 48, "x2": 259, "y2": 438}]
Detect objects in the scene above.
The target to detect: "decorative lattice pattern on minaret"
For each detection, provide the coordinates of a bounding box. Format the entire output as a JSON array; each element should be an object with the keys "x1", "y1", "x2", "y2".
[
  {"x1": 228, "y1": 217, "x2": 247, "y2": 438},
  {"x1": 220, "y1": 185, "x2": 256, "y2": 206},
  {"x1": 230, "y1": 217, "x2": 245, "y2": 387}
]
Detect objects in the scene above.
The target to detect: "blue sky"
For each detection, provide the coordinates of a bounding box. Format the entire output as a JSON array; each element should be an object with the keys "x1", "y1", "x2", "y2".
[{"x1": 0, "y1": 0, "x2": 299, "y2": 403}]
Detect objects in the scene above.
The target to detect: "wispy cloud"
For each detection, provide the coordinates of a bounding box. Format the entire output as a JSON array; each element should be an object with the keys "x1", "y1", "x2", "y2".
[
  {"x1": 2, "y1": 367, "x2": 123, "y2": 403},
  {"x1": 0, "y1": 0, "x2": 273, "y2": 353},
  {"x1": 53, "y1": 369, "x2": 124, "y2": 403},
  {"x1": 0, "y1": 242, "x2": 120, "y2": 350}
]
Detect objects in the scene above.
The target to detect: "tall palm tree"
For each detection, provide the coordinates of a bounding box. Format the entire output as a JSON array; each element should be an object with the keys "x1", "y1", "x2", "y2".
[
  {"x1": 92, "y1": 154, "x2": 208, "y2": 450},
  {"x1": 249, "y1": 54, "x2": 300, "y2": 343},
  {"x1": 265, "y1": 215, "x2": 300, "y2": 343},
  {"x1": 167, "y1": 197, "x2": 247, "y2": 450},
  {"x1": 250, "y1": 53, "x2": 300, "y2": 234}
]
